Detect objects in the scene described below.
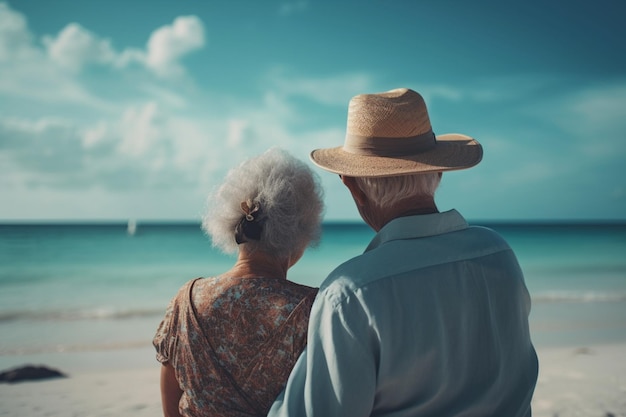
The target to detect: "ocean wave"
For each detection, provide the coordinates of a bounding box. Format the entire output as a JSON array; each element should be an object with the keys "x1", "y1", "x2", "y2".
[
  {"x1": 532, "y1": 291, "x2": 626, "y2": 303},
  {"x1": 2, "y1": 291, "x2": 623, "y2": 324},
  {"x1": 0, "y1": 339, "x2": 151, "y2": 356},
  {"x1": 0, "y1": 307, "x2": 164, "y2": 323}
]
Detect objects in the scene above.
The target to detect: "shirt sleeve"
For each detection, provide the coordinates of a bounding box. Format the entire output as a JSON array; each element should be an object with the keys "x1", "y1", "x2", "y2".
[
  {"x1": 269, "y1": 285, "x2": 377, "y2": 417},
  {"x1": 152, "y1": 286, "x2": 184, "y2": 364}
]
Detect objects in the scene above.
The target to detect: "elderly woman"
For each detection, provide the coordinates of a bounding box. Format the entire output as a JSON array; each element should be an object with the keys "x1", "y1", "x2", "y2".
[{"x1": 153, "y1": 148, "x2": 324, "y2": 417}]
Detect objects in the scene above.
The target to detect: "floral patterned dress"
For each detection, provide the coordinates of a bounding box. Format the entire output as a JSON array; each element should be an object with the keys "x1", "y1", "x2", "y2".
[{"x1": 153, "y1": 276, "x2": 317, "y2": 417}]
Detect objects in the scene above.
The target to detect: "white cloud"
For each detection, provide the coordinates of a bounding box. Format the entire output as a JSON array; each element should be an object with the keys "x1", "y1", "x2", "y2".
[
  {"x1": 117, "y1": 102, "x2": 165, "y2": 156},
  {"x1": 0, "y1": 111, "x2": 201, "y2": 191},
  {"x1": 226, "y1": 119, "x2": 249, "y2": 148},
  {"x1": 82, "y1": 121, "x2": 108, "y2": 148},
  {"x1": 519, "y1": 80, "x2": 626, "y2": 159},
  {"x1": 561, "y1": 83, "x2": 626, "y2": 155},
  {"x1": 0, "y1": 4, "x2": 104, "y2": 106},
  {"x1": 267, "y1": 69, "x2": 372, "y2": 105},
  {"x1": 0, "y1": 5, "x2": 112, "y2": 108},
  {"x1": 41, "y1": 15, "x2": 207, "y2": 78},
  {"x1": 0, "y1": 2, "x2": 35, "y2": 61},
  {"x1": 43, "y1": 23, "x2": 117, "y2": 71},
  {"x1": 2, "y1": 88, "x2": 331, "y2": 200},
  {"x1": 418, "y1": 85, "x2": 464, "y2": 102},
  {"x1": 0, "y1": 117, "x2": 86, "y2": 187},
  {"x1": 137, "y1": 83, "x2": 189, "y2": 108},
  {"x1": 144, "y1": 16, "x2": 205, "y2": 77},
  {"x1": 0, "y1": 58, "x2": 108, "y2": 108},
  {"x1": 1, "y1": 3, "x2": 205, "y2": 80},
  {"x1": 417, "y1": 74, "x2": 572, "y2": 105}
]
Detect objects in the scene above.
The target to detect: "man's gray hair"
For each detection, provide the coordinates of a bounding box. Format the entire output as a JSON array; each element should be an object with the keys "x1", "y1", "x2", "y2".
[
  {"x1": 202, "y1": 148, "x2": 324, "y2": 259},
  {"x1": 354, "y1": 173, "x2": 441, "y2": 208}
]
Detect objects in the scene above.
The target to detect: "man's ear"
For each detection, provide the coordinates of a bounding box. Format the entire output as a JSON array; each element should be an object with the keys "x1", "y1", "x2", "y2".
[{"x1": 340, "y1": 175, "x2": 368, "y2": 206}]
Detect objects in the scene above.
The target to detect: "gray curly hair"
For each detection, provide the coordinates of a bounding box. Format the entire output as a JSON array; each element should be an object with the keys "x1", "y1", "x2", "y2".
[{"x1": 202, "y1": 148, "x2": 324, "y2": 259}]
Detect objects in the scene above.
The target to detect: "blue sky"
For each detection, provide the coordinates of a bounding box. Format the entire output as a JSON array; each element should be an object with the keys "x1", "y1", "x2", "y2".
[{"x1": 1, "y1": 0, "x2": 624, "y2": 222}]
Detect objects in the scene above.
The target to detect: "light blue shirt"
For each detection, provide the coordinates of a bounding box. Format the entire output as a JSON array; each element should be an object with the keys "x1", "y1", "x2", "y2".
[{"x1": 269, "y1": 210, "x2": 538, "y2": 417}]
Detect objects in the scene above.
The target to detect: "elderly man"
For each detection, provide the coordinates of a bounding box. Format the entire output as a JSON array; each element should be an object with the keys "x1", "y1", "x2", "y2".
[{"x1": 269, "y1": 88, "x2": 538, "y2": 416}]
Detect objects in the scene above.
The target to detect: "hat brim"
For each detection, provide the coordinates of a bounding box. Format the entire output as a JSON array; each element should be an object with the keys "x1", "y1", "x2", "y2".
[{"x1": 309, "y1": 134, "x2": 483, "y2": 177}]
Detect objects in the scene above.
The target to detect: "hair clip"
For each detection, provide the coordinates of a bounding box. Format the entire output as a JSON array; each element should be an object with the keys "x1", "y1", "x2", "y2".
[
  {"x1": 241, "y1": 200, "x2": 260, "y2": 221},
  {"x1": 235, "y1": 200, "x2": 263, "y2": 244}
]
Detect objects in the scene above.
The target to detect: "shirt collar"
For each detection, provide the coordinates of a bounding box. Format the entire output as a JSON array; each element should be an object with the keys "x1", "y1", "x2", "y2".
[{"x1": 364, "y1": 209, "x2": 469, "y2": 253}]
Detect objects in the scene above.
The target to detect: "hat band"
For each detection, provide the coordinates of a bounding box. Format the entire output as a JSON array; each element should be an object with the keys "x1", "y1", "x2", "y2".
[{"x1": 343, "y1": 130, "x2": 436, "y2": 157}]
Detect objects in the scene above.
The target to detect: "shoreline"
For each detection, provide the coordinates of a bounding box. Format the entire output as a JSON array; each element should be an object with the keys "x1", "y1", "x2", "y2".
[{"x1": 1, "y1": 342, "x2": 625, "y2": 417}]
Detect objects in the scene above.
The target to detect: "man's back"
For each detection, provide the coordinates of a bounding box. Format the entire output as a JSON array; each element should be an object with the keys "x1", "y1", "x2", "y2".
[{"x1": 270, "y1": 210, "x2": 538, "y2": 417}]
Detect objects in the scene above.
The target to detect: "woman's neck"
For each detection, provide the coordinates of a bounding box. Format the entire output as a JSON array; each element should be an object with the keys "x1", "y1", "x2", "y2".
[{"x1": 226, "y1": 250, "x2": 289, "y2": 279}]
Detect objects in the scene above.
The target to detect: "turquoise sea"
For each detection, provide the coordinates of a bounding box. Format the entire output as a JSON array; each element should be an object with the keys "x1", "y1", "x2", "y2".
[{"x1": 1, "y1": 221, "x2": 625, "y2": 371}]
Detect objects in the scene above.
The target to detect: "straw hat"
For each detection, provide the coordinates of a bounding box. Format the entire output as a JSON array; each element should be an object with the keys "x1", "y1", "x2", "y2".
[{"x1": 310, "y1": 88, "x2": 483, "y2": 177}]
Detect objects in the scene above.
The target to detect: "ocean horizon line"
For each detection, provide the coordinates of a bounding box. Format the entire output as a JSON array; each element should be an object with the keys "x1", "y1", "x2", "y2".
[{"x1": 1, "y1": 219, "x2": 626, "y2": 227}]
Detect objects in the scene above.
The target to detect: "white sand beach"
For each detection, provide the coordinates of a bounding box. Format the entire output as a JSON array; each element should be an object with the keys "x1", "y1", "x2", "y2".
[
  {"x1": 1, "y1": 343, "x2": 625, "y2": 416},
  {"x1": 0, "y1": 366, "x2": 161, "y2": 417},
  {"x1": 0, "y1": 347, "x2": 162, "y2": 417},
  {"x1": 532, "y1": 343, "x2": 626, "y2": 417}
]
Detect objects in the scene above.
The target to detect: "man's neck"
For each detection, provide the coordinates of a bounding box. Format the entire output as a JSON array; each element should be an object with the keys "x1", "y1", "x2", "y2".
[{"x1": 368, "y1": 198, "x2": 438, "y2": 231}]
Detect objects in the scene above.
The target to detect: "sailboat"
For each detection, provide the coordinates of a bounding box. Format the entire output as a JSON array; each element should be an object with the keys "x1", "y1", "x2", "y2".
[{"x1": 127, "y1": 219, "x2": 137, "y2": 236}]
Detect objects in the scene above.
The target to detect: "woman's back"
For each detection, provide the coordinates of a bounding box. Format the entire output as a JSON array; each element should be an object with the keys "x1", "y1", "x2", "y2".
[{"x1": 154, "y1": 276, "x2": 317, "y2": 417}]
